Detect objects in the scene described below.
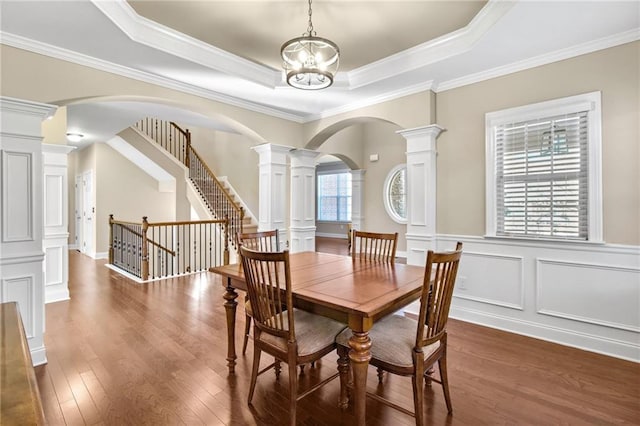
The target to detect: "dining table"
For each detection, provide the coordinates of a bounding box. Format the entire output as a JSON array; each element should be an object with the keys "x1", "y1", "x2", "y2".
[{"x1": 209, "y1": 251, "x2": 425, "y2": 426}]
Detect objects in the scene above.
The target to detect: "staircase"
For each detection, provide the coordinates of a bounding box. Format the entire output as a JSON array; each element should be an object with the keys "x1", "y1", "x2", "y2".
[{"x1": 134, "y1": 118, "x2": 255, "y2": 249}]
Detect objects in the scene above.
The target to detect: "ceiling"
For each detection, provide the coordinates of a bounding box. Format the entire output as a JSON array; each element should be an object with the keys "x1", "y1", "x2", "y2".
[{"x1": 1, "y1": 1, "x2": 639, "y2": 146}]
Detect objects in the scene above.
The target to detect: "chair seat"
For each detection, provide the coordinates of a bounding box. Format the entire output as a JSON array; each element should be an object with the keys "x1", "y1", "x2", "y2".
[
  {"x1": 260, "y1": 309, "x2": 347, "y2": 357},
  {"x1": 336, "y1": 314, "x2": 439, "y2": 368}
]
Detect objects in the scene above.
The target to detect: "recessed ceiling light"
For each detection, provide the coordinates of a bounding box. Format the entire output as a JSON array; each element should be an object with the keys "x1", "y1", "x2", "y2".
[{"x1": 66, "y1": 133, "x2": 84, "y2": 142}]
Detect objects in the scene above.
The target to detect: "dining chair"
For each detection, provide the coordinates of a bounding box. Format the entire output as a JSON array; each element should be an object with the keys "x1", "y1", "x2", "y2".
[
  {"x1": 336, "y1": 242, "x2": 463, "y2": 425},
  {"x1": 237, "y1": 230, "x2": 279, "y2": 355},
  {"x1": 351, "y1": 230, "x2": 398, "y2": 264},
  {"x1": 240, "y1": 246, "x2": 346, "y2": 426}
]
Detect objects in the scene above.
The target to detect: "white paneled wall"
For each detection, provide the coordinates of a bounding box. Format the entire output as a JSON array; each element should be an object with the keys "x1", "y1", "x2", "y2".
[
  {"x1": 0, "y1": 97, "x2": 56, "y2": 366},
  {"x1": 404, "y1": 235, "x2": 640, "y2": 361},
  {"x1": 43, "y1": 144, "x2": 75, "y2": 303}
]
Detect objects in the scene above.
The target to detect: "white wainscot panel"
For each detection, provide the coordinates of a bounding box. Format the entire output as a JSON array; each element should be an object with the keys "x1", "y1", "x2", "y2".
[
  {"x1": 44, "y1": 173, "x2": 63, "y2": 228},
  {"x1": 2, "y1": 150, "x2": 33, "y2": 242},
  {"x1": 536, "y1": 259, "x2": 640, "y2": 332},
  {"x1": 453, "y1": 251, "x2": 524, "y2": 310},
  {"x1": 1, "y1": 275, "x2": 35, "y2": 338},
  {"x1": 45, "y1": 246, "x2": 63, "y2": 286}
]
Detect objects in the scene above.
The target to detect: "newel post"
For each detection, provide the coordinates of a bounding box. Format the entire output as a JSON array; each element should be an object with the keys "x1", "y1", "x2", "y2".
[
  {"x1": 108, "y1": 214, "x2": 114, "y2": 264},
  {"x1": 141, "y1": 216, "x2": 149, "y2": 281},
  {"x1": 185, "y1": 129, "x2": 191, "y2": 169}
]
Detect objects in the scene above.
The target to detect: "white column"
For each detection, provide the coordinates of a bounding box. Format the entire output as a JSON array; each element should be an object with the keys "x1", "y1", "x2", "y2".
[
  {"x1": 397, "y1": 125, "x2": 444, "y2": 266},
  {"x1": 0, "y1": 97, "x2": 56, "y2": 366},
  {"x1": 251, "y1": 143, "x2": 292, "y2": 250},
  {"x1": 42, "y1": 144, "x2": 75, "y2": 304},
  {"x1": 289, "y1": 149, "x2": 321, "y2": 253},
  {"x1": 350, "y1": 169, "x2": 366, "y2": 232}
]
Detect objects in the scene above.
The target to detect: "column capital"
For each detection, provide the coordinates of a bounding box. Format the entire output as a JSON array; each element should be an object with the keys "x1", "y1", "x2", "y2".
[
  {"x1": 396, "y1": 124, "x2": 445, "y2": 140},
  {"x1": 350, "y1": 169, "x2": 366, "y2": 179},
  {"x1": 42, "y1": 144, "x2": 76, "y2": 155},
  {"x1": 251, "y1": 143, "x2": 293, "y2": 165},
  {"x1": 289, "y1": 149, "x2": 321, "y2": 169}
]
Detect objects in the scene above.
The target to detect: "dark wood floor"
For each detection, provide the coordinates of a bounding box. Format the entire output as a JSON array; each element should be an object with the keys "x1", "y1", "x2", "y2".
[{"x1": 34, "y1": 238, "x2": 639, "y2": 425}]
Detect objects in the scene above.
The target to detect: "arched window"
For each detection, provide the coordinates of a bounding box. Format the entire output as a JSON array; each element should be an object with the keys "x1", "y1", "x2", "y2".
[{"x1": 384, "y1": 164, "x2": 407, "y2": 224}]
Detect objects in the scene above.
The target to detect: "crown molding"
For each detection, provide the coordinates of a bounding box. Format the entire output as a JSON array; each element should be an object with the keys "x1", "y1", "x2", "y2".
[
  {"x1": 0, "y1": 32, "x2": 305, "y2": 123},
  {"x1": 91, "y1": 0, "x2": 281, "y2": 89},
  {"x1": 435, "y1": 28, "x2": 640, "y2": 93},
  {"x1": 304, "y1": 80, "x2": 435, "y2": 123},
  {"x1": 346, "y1": 0, "x2": 515, "y2": 89}
]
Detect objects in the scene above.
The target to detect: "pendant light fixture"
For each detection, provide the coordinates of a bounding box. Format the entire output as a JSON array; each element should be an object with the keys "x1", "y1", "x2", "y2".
[{"x1": 281, "y1": 0, "x2": 340, "y2": 90}]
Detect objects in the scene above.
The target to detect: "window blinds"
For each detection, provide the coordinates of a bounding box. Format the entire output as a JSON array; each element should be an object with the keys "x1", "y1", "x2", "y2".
[{"x1": 495, "y1": 111, "x2": 589, "y2": 240}]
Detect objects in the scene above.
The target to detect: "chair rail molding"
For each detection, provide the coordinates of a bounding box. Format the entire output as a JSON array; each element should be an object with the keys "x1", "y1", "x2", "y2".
[
  {"x1": 424, "y1": 233, "x2": 640, "y2": 362},
  {"x1": 0, "y1": 96, "x2": 56, "y2": 366}
]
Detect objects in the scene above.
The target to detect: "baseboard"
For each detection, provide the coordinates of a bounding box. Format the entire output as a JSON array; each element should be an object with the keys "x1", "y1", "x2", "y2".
[
  {"x1": 94, "y1": 252, "x2": 108, "y2": 260},
  {"x1": 45, "y1": 288, "x2": 70, "y2": 304},
  {"x1": 31, "y1": 346, "x2": 47, "y2": 366},
  {"x1": 449, "y1": 306, "x2": 640, "y2": 362},
  {"x1": 68, "y1": 244, "x2": 79, "y2": 250},
  {"x1": 316, "y1": 233, "x2": 348, "y2": 239}
]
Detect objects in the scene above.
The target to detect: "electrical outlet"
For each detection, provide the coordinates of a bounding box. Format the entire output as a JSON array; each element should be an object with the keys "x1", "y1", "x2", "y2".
[{"x1": 458, "y1": 276, "x2": 467, "y2": 290}]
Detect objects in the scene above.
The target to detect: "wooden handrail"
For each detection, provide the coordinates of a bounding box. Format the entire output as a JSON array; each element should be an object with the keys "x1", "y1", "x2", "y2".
[
  {"x1": 109, "y1": 215, "x2": 230, "y2": 281},
  {"x1": 134, "y1": 118, "x2": 244, "y2": 248},
  {"x1": 189, "y1": 148, "x2": 243, "y2": 211},
  {"x1": 112, "y1": 221, "x2": 176, "y2": 256}
]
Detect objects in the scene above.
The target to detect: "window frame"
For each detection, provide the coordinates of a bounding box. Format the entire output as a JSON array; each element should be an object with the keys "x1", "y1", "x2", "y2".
[
  {"x1": 316, "y1": 170, "x2": 352, "y2": 223},
  {"x1": 485, "y1": 91, "x2": 603, "y2": 243},
  {"x1": 383, "y1": 164, "x2": 408, "y2": 224}
]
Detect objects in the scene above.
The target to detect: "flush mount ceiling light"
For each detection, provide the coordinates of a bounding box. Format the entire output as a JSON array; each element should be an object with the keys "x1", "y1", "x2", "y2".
[
  {"x1": 66, "y1": 132, "x2": 84, "y2": 142},
  {"x1": 281, "y1": 0, "x2": 340, "y2": 90}
]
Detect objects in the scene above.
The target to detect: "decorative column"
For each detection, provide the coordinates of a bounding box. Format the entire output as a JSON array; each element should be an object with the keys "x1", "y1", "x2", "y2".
[
  {"x1": 251, "y1": 143, "x2": 291, "y2": 250},
  {"x1": 0, "y1": 97, "x2": 56, "y2": 366},
  {"x1": 397, "y1": 125, "x2": 444, "y2": 266},
  {"x1": 289, "y1": 149, "x2": 321, "y2": 253},
  {"x1": 350, "y1": 169, "x2": 366, "y2": 232},
  {"x1": 42, "y1": 144, "x2": 75, "y2": 303}
]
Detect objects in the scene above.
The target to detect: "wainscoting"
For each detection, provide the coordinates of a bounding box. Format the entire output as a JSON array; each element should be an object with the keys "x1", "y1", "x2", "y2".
[{"x1": 414, "y1": 235, "x2": 640, "y2": 361}]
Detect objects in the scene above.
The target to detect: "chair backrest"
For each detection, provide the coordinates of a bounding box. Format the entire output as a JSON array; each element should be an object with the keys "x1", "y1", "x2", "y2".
[
  {"x1": 415, "y1": 242, "x2": 463, "y2": 348},
  {"x1": 351, "y1": 230, "x2": 398, "y2": 264},
  {"x1": 238, "y1": 229, "x2": 280, "y2": 252},
  {"x1": 239, "y1": 246, "x2": 295, "y2": 341}
]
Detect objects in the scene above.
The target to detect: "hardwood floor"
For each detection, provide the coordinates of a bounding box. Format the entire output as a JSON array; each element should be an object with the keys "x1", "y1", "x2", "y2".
[{"x1": 35, "y1": 240, "x2": 639, "y2": 425}]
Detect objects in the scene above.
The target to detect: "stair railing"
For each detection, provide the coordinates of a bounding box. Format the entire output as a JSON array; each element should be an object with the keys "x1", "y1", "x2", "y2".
[
  {"x1": 134, "y1": 118, "x2": 244, "y2": 248},
  {"x1": 109, "y1": 214, "x2": 229, "y2": 281}
]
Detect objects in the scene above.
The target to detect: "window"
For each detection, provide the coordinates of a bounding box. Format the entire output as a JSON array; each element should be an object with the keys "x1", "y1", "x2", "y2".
[
  {"x1": 384, "y1": 165, "x2": 407, "y2": 224},
  {"x1": 486, "y1": 92, "x2": 602, "y2": 242},
  {"x1": 317, "y1": 172, "x2": 351, "y2": 221}
]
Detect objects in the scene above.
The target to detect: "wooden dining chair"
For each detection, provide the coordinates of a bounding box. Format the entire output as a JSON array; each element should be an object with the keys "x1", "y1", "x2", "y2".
[
  {"x1": 336, "y1": 242, "x2": 463, "y2": 425},
  {"x1": 237, "y1": 230, "x2": 280, "y2": 355},
  {"x1": 351, "y1": 230, "x2": 398, "y2": 264},
  {"x1": 240, "y1": 246, "x2": 346, "y2": 426}
]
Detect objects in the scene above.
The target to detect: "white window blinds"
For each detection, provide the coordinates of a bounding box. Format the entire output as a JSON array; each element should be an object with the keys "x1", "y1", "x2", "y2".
[{"x1": 495, "y1": 111, "x2": 589, "y2": 240}]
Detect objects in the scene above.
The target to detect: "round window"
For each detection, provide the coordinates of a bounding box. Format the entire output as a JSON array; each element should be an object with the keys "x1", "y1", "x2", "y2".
[{"x1": 383, "y1": 165, "x2": 407, "y2": 224}]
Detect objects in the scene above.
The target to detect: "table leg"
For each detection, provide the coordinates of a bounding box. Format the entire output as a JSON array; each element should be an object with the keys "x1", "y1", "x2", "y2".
[
  {"x1": 348, "y1": 330, "x2": 372, "y2": 426},
  {"x1": 223, "y1": 279, "x2": 238, "y2": 374}
]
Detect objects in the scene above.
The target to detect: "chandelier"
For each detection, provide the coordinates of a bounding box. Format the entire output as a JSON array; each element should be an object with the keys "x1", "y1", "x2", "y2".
[{"x1": 280, "y1": 0, "x2": 340, "y2": 90}]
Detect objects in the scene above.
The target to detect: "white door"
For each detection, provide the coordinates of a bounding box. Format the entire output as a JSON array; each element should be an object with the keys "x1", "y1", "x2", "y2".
[
  {"x1": 74, "y1": 175, "x2": 83, "y2": 250},
  {"x1": 81, "y1": 170, "x2": 94, "y2": 255}
]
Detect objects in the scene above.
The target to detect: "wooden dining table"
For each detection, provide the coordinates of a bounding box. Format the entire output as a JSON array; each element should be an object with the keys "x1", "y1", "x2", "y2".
[{"x1": 209, "y1": 251, "x2": 425, "y2": 426}]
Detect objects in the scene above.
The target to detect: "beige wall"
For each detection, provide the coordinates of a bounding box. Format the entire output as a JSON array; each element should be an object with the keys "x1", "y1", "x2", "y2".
[
  {"x1": 41, "y1": 106, "x2": 67, "y2": 144},
  {"x1": 361, "y1": 121, "x2": 407, "y2": 252},
  {"x1": 436, "y1": 41, "x2": 640, "y2": 245},
  {"x1": 0, "y1": 45, "x2": 302, "y2": 147},
  {"x1": 4, "y1": 41, "x2": 637, "y2": 247},
  {"x1": 317, "y1": 124, "x2": 366, "y2": 169},
  {"x1": 188, "y1": 126, "x2": 261, "y2": 217},
  {"x1": 69, "y1": 143, "x2": 177, "y2": 254}
]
